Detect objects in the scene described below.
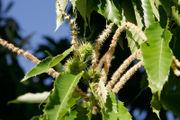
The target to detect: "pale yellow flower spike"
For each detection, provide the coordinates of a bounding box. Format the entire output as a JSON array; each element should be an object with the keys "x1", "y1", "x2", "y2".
[
  {"x1": 173, "y1": 56, "x2": 180, "y2": 68},
  {"x1": 57, "y1": 0, "x2": 79, "y2": 57},
  {"x1": 172, "y1": 56, "x2": 180, "y2": 76},
  {"x1": 126, "y1": 22, "x2": 147, "y2": 42},
  {"x1": 92, "y1": 23, "x2": 114, "y2": 69},
  {"x1": 99, "y1": 23, "x2": 127, "y2": 84},
  {"x1": 0, "y1": 38, "x2": 87, "y2": 97},
  {"x1": 106, "y1": 49, "x2": 141, "y2": 89},
  {"x1": 112, "y1": 61, "x2": 143, "y2": 93},
  {"x1": 0, "y1": 38, "x2": 59, "y2": 78},
  {"x1": 172, "y1": 63, "x2": 180, "y2": 76}
]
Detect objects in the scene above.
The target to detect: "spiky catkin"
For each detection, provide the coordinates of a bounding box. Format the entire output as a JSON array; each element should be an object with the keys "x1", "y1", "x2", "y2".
[
  {"x1": 112, "y1": 61, "x2": 143, "y2": 93},
  {"x1": 0, "y1": 38, "x2": 59, "y2": 78},
  {"x1": 125, "y1": 22, "x2": 147, "y2": 42},
  {"x1": 57, "y1": 1, "x2": 79, "y2": 57},
  {"x1": 172, "y1": 56, "x2": 180, "y2": 76},
  {"x1": 97, "y1": 53, "x2": 107, "y2": 69},
  {"x1": 99, "y1": 23, "x2": 126, "y2": 84},
  {"x1": 0, "y1": 38, "x2": 87, "y2": 97},
  {"x1": 173, "y1": 56, "x2": 180, "y2": 67},
  {"x1": 172, "y1": 63, "x2": 180, "y2": 76},
  {"x1": 92, "y1": 23, "x2": 114, "y2": 69},
  {"x1": 106, "y1": 49, "x2": 141, "y2": 89}
]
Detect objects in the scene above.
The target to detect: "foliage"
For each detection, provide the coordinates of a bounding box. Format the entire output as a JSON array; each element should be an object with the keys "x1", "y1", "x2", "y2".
[{"x1": 0, "y1": 0, "x2": 180, "y2": 120}]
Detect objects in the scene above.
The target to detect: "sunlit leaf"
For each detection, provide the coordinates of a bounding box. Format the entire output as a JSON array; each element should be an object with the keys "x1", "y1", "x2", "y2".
[
  {"x1": 126, "y1": 28, "x2": 144, "y2": 59},
  {"x1": 150, "y1": 0, "x2": 160, "y2": 21},
  {"x1": 44, "y1": 72, "x2": 84, "y2": 120},
  {"x1": 21, "y1": 57, "x2": 52, "y2": 82},
  {"x1": 21, "y1": 48, "x2": 72, "y2": 82},
  {"x1": 55, "y1": 0, "x2": 68, "y2": 31},
  {"x1": 101, "y1": 89, "x2": 132, "y2": 120},
  {"x1": 141, "y1": 22, "x2": 173, "y2": 93},
  {"x1": 63, "y1": 110, "x2": 78, "y2": 120},
  {"x1": 172, "y1": 6, "x2": 180, "y2": 26},
  {"x1": 97, "y1": 0, "x2": 122, "y2": 25},
  {"x1": 141, "y1": 0, "x2": 155, "y2": 27},
  {"x1": 49, "y1": 48, "x2": 72, "y2": 68},
  {"x1": 9, "y1": 92, "x2": 50, "y2": 104}
]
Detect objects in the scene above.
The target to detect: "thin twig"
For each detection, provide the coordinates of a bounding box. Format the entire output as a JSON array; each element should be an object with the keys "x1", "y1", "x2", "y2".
[{"x1": 112, "y1": 61, "x2": 143, "y2": 93}]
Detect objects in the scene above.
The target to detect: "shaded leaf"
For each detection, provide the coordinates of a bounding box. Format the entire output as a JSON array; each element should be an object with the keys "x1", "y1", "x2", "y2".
[
  {"x1": 151, "y1": 93, "x2": 161, "y2": 119},
  {"x1": 87, "y1": 96, "x2": 95, "y2": 120},
  {"x1": 141, "y1": 22, "x2": 173, "y2": 93},
  {"x1": 131, "y1": 0, "x2": 144, "y2": 28},
  {"x1": 172, "y1": 6, "x2": 180, "y2": 26},
  {"x1": 44, "y1": 72, "x2": 84, "y2": 120},
  {"x1": 161, "y1": 71, "x2": 180, "y2": 116},
  {"x1": 75, "y1": 0, "x2": 95, "y2": 27},
  {"x1": 4, "y1": 2, "x2": 14, "y2": 13},
  {"x1": 64, "y1": 110, "x2": 78, "y2": 120},
  {"x1": 31, "y1": 115, "x2": 46, "y2": 120},
  {"x1": 9, "y1": 92, "x2": 50, "y2": 104}
]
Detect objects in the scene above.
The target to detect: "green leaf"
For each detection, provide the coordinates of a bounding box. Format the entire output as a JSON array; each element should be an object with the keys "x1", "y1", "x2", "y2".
[
  {"x1": 75, "y1": 0, "x2": 95, "y2": 27},
  {"x1": 96, "y1": 0, "x2": 122, "y2": 25},
  {"x1": 69, "y1": 0, "x2": 76, "y2": 11},
  {"x1": 151, "y1": 93, "x2": 161, "y2": 119},
  {"x1": 101, "y1": 89, "x2": 132, "y2": 120},
  {"x1": 21, "y1": 48, "x2": 72, "y2": 82},
  {"x1": 87, "y1": 96, "x2": 95, "y2": 120},
  {"x1": 49, "y1": 48, "x2": 72, "y2": 68},
  {"x1": 141, "y1": 0, "x2": 155, "y2": 27},
  {"x1": 150, "y1": 0, "x2": 160, "y2": 21},
  {"x1": 31, "y1": 115, "x2": 46, "y2": 120},
  {"x1": 141, "y1": 22, "x2": 173, "y2": 93},
  {"x1": 160, "y1": 71, "x2": 180, "y2": 116},
  {"x1": 55, "y1": 0, "x2": 69, "y2": 31},
  {"x1": 126, "y1": 28, "x2": 144, "y2": 59},
  {"x1": 63, "y1": 110, "x2": 78, "y2": 120},
  {"x1": 8, "y1": 92, "x2": 50, "y2": 104},
  {"x1": 172, "y1": 6, "x2": 180, "y2": 26},
  {"x1": 131, "y1": 0, "x2": 144, "y2": 29},
  {"x1": 44, "y1": 72, "x2": 84, "y2": 120},
  {"x1": 21, "y1": 57, "x2": 52, "y2": 82}
]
